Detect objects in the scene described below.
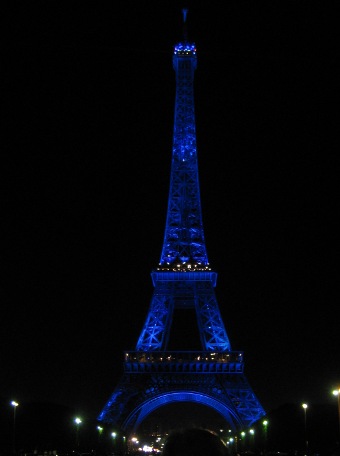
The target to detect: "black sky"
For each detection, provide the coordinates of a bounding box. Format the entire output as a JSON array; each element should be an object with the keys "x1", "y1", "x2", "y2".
[{"x1": 3, "y1": 1, "x2": 339, "y2": 422}]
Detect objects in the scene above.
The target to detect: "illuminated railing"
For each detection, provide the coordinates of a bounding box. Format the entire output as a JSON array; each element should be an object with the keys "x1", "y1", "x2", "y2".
[
  {"x1": 174, "y1": 43, "x2": 197, "y2": 56},
  {"x1": 124, "y1": 351, "x2": 244, "y2": 374}
]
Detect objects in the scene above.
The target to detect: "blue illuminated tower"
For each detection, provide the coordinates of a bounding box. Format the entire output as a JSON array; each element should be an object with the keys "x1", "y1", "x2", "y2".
[{"x1": 98, "y1": 10, "x2": 265, "y2": 434}]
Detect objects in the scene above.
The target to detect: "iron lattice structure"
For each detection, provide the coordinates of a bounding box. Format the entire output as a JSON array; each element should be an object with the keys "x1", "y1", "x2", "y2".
[{"x1": 98, "y1": 13, "x2": 265, "y2": 435}]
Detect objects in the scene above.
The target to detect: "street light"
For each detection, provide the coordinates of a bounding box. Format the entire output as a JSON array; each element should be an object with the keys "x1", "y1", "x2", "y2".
[
  {"x1": 302, "y1": 403, "x2": 308, "y2": 455},
  {"x1": 228, "y1": 437, "x2": 234, "y2": 452},
  {"x1": 11, "y1": 401, "x2": 19, "y2": 455},
  {"x1": 263, "y1": 420, "x2": 268, "y2": 455},
  {"x1": 97, "y1": 426, "x2": 103, "y2": 443},
  {"x1": 74, "y1": 417, "x2": 82, "y2": 448},
  {"x1": 112, "y1": 432, "x2": 117, "y2": 453},
  {"x1": 249, "y1": 429, "x2": 255, "y2": 452},
  {"x1": 332, "y1": 388, "x2": 340, "y2": 444}
]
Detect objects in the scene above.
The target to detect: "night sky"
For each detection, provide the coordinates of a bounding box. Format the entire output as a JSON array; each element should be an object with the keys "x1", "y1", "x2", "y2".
[{"x1": 3, "y1": 1, "x2": 338, "y2": 423}]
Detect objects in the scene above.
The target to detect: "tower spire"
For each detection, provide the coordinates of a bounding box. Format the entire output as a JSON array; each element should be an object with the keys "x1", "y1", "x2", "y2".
[{"x1": 182, "y1": 8, "x2": 188, "y2": 41}]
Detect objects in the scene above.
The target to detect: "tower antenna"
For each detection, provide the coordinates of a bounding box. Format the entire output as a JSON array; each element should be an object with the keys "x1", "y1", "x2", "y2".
[{"x1": 182, "y1": 8, "x2": 188, "y2": 41}]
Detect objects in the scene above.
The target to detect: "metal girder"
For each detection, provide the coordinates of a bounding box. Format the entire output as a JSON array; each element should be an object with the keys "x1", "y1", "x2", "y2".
[{"x1": 136, "y1": 273, "x2": 230, "y2": 352}]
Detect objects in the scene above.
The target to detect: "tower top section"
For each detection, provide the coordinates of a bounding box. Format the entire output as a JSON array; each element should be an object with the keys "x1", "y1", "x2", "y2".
[
  {"x1": 159, "y1": 9, "x2": 208, "y2": 270},
  {"x1": 173, "y1": 8, "x2": 197, "y2": 62}
]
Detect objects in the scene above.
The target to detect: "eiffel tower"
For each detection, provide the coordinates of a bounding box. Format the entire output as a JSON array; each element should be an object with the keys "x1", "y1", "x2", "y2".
[{"x1": 98, "y1": 10, "x2": 265, "y2": 434}]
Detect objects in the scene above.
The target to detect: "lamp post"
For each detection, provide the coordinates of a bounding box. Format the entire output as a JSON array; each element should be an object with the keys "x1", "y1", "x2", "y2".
[
  {"x1": 302, "y1": 403, "x2": 308, "y2": 455},
  {"x1": 74, "y1": 417, "x2": 82, "y2": 448},
  {"x1": 234, "y1": 435, "x2": 238, "y2": 455},
  {"x1": 263, "y1": 420, "x2": 268, "y2": 455},
  {"x1": 229, "y1": 437, "x2": 234, "y2": 454},
  {"x1": 11, "y1": 401, "x2": 19, "y2": 455},
  {"x1": 97, "y1": 426, "x2": 103, "y2": 444},
  {"x1": 249, "y1": 429, "x2": 255, "y2": 452},
  {"x1": 332, "y1": 388, "x2": 340, "y2": 444},
  {"x1": 112, "y1": 432, "x2": 117, "y2": 453},
  {"x1": 240, "y1": 431, "x2": 246, "y2": 451}
]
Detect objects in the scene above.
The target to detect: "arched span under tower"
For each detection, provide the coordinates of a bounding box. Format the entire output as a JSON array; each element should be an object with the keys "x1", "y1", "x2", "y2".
[{"x1": 122, "y1": 392, "x2": 242, "y2": 434}]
